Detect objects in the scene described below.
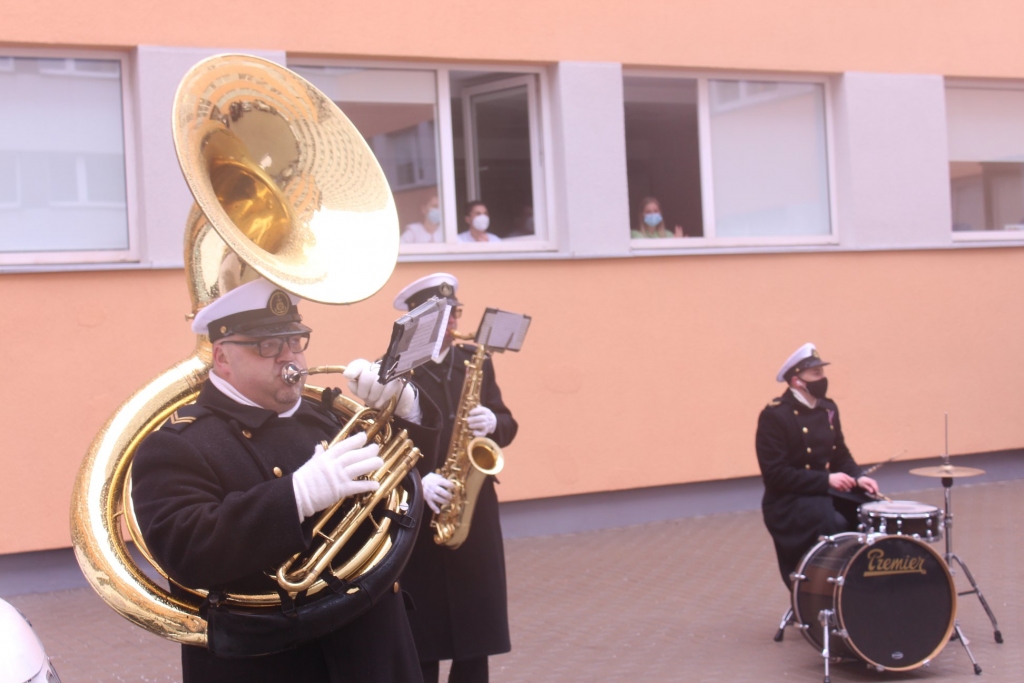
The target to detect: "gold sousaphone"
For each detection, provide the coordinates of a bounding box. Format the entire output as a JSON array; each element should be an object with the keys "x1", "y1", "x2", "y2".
[{"x1": 69, "y1": 55, "x2": 414, "y2": 647}]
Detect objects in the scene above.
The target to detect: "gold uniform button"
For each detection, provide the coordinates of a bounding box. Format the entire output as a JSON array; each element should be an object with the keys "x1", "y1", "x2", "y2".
[
  {"x1": 833, "y1": 445, "x2": 837, "y2": 450},
  {"x1": 804, "y1": 464, "x2": 810, "y2": 470},
  {"x1": 806, "y1": 447, "x2": 812, "y2": 453},
  {"x1": 393, "y1": 581, "x2": 401, "y2": 593},
  {"x1": 242, "y1": 429, "x2": 252, "y2": 439},
  {"x1": 793, "y1": 410, "x2": 799, "y2": 415},
  {"x1": 830, "y1": 425, "x2": 834, "y2": 431},
  {"x1": 802, "y1": 427, "x2": 808, "y2": 434},
  {"x1": 273, "y1": 467, "x2": 283, "y2": 477}
]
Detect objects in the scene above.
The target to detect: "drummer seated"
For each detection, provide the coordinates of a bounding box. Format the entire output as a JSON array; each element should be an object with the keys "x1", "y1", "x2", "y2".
[{"x1": 756, "y1": 343, "x2": 879, "y2": 588}]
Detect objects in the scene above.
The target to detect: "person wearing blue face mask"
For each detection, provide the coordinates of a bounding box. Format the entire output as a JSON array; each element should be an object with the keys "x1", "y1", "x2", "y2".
[
  {"x1": 402, "y1": 195, "x2": 444, "y2": 244},
  {"x1": 631, "y1": 196, "x2": 684, "y2": 238}
]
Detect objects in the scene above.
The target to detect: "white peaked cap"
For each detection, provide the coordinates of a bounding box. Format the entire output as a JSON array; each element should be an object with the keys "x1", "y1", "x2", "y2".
[
  {"x1": 775, "y1": 342, "x2": 830, "y2": 382},
  {"x1": 393, "y1": 272, "x2": 460, "y2": 311},
  {"x1": 192, "y1": 278, "x2": 303, "y2": 337}
]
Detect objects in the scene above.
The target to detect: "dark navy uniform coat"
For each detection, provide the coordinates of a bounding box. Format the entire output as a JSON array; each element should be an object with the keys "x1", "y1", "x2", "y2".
[
  {"x1": 755, "y1": 390, "x2": 865, "y2": 587},
  {"x1": 402, "y1": 344, "x2": 518, "y2": 662},
  {"x1": 131, "y1": 381, "x2": 441, "y2": 683}
]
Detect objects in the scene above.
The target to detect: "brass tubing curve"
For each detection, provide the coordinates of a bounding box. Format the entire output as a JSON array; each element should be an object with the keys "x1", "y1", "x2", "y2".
[{"x1": 275, "y1": 423, "x2": 418, "y2": 595}]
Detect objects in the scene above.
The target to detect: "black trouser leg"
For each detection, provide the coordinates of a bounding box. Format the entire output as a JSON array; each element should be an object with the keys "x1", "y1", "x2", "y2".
[
  {"x1": 421, "y1": 660, "x2": 440, "y2": 683},
  {"x1": 449, "y1": 656, "x2": 488, "y2": 683}
]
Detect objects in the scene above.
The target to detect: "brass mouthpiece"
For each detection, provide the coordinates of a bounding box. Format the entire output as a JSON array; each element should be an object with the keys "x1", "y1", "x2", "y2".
[{"x1": 282, "y1": 362, "x2": 309, "y2": 386}]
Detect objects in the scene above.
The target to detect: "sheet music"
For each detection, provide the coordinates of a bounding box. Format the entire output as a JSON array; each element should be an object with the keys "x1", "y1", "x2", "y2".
[
  {"x1": 379, "y1": 298, "x2": 451, "y2": 382},
  {"x1": 475, "y1": 308, "x2": 531, "y2": 352}
]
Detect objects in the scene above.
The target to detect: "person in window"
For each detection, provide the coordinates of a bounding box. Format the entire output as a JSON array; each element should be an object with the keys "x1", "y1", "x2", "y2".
[
  {"x1": 755, "y1": 343, "x2": 880, "y2": 589},
  {"x1": 457, "y1": 201, "x2": 502, "y2": 243},
  {"x1": 505, "y1": 205, "x2": 535, "y2": 239},
  {"x1": 631, "y1": 196, "x2": 683, "y2": 238},
  {"x1": 402, "y1": 195, "x2": 444, "y2": 244}
]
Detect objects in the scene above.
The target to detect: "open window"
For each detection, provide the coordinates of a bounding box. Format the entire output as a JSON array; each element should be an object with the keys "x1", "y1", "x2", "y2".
[
  {"x1": 456, "y1": 74, "x2": 545, "y2": 244},
  {"x1": 946, "y1": 84, "x2": 1024, "y2": 239}
]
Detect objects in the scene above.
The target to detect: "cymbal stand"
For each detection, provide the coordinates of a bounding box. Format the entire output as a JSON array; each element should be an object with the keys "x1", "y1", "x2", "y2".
[{"x1": 942, "y1": 473, "x2": 1003, "y2": 649}]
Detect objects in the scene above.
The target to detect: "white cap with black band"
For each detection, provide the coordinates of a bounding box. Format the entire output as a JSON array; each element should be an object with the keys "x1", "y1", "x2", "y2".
[
  {"x1": 393, "y1": 272, "x2": 460, "y2": 312},
  {"x1": 776, "y1": 342, "x2": 830, "y2": 382},
  {"x1": 192, "y1": 278, "x2": 310, "y2": 342}
]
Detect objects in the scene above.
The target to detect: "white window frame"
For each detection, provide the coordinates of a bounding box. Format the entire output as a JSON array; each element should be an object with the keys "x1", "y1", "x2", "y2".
[
  {"x1": 0, "y1": 48, "x2": 139, "y2": 267},
  {"x1": 0, "y1": 156, "x2": 20, "y2": 209},
  {"x1": 287, "y1": 57, "x2": 557, "y2": 257},
  {"x1": 945, "y1": 78, "x2": 1024, "y2": 244},
  {"x1": 623, "y1": 69, "x2": 839, "y2": 251}
]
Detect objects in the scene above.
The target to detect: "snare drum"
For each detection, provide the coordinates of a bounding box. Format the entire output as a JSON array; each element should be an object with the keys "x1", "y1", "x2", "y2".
[
  {"x1": 792, "y1": 532, "x2": 956, "y2": 671},
  {"x1": 859, "y1": 500, "x2": 943, "y2": 542}
]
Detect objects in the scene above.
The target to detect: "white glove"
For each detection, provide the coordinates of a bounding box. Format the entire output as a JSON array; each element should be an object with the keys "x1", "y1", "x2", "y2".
[
  {"x1": 344, "y1": 359, "x2": 422, "y2": 423},
  {"x1": 292, "y1": 433, "x2": 383, "y2": 522},
  {"x1": 467, "y1": 405, "x2": 497, "y2": 437},
  {"x1": 422, "y1": 472, "x2": 455, "y2": 515}
]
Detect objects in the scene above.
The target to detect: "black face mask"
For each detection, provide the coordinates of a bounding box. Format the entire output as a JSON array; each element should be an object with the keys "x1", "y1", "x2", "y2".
[{"x1": 804, "y1": 377, "x2": 828, "y2": 399}]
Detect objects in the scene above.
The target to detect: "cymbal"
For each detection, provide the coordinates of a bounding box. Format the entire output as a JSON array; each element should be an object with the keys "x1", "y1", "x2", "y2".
[{"x1": 909, "y1": 464, "x2": 986, "y2": 478}]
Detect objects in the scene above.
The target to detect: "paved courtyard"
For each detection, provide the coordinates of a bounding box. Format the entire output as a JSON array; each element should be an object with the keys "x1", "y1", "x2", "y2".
[{"x1": 8, "y1": 479, "x2": 1021, "y2": 682}]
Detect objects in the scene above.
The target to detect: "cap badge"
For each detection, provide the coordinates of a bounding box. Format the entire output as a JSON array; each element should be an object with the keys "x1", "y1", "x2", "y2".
[
  {"x1": 811, "y1": 349, "x2": 820, "y2": 359},
  {"x1": 268, "y1": 290, "x2": 291, "y2": 316},
  {"x1": 439, "y1": 282, "x2": 453, "y2": 297}
]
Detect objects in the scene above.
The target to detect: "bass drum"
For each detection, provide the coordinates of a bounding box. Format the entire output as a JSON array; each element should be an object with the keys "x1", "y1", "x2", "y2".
[{"x1": 792, "y1": 532, "x2": 956, "y2": 671}]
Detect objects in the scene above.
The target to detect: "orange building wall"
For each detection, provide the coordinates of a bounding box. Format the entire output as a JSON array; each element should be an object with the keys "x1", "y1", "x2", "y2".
[
  {"x1": 3, "y1": 248, "x2": 1023, "y2": 553},
  {"x1": 1, "y1": 1, "x2": 1024, "y2": 78}
]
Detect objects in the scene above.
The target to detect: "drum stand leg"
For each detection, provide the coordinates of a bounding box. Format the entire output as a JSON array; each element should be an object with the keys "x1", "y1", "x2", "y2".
[
  {"x1": 819, "y1": 609, "x2": 833, "y2": 683},
  {"x1": 774, "y1": 606, "x2": 793, "y2": 642},
  {"x1": 954, "y1": 622, "x2": 983, "y2": 675},
  {"x1": 949, "y1": 553, "x2": 1003, "y2": 644},
  {"x1": 943, "y1": 477, "x2": 1003, "y2": 644}
]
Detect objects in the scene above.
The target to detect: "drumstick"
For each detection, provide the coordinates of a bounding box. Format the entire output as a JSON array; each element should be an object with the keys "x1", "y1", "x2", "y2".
[{"x1": 861, "y1": 449, "x2": 907, "y2": 476}]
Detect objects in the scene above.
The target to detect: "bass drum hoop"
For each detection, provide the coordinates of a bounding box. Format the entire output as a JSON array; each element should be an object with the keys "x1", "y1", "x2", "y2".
[
  {"x1": 791, "y1": 533, "x2": 957, "y2": 671},
  {"x1": 834, "y1": 534, "x2": 957, "y2": 671}
]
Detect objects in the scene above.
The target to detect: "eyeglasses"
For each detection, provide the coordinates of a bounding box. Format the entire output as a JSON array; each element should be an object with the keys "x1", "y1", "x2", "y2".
[{"x1": 220, "y1": 333, "x2": 310, "y2": 358}]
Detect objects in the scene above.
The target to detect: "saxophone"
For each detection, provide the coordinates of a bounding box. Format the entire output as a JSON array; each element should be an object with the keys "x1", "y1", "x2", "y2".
[{"x1": 431, "y1": 342, "x2": 504, "y2": 549}]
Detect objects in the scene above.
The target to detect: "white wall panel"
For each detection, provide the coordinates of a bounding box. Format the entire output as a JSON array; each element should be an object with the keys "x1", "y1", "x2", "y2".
[
  {"x1": 832, "y1": 72, "x2": 951, "y2": 249},
  {"x1": 549, "y1": 62, "x2": 630, "y2": 256}
]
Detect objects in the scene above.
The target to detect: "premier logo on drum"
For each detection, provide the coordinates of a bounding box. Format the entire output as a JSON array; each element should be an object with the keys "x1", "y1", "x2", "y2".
[{"x1": 863, "y1": 548, "x2": 928, "y2": 576}]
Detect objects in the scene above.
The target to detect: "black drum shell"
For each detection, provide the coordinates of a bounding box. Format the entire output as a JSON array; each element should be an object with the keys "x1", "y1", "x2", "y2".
[{"x1": 791, "y1": 532, "x2": 956, "y2": 670}]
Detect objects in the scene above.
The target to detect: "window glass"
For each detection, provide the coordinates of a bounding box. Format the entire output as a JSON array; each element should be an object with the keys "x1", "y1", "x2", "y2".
[
  {"x1": 623, "y1": 76, "x2": 703, "y2": 239},
  {"x1": 708, "y1": 80, "x2": 831, "y2": 238},
  {"x1": 946, "y1": 87, "x2": 1024, "y2": 232},
  {"x1": 0, "y1": 57, "x2": 128, "y2": 253},
  {"x1": 293, "y1": 67, "x2": 444, "y2": 245},
  {"x1": 451, "y1": 71, "x2": 540, "y2": 243}
]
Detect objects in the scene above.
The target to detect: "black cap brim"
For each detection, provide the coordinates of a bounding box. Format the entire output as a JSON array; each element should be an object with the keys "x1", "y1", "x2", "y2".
[
  {"x1": 783, "y1": 358, "x2": 830, "y2": 381},
  {"x1": 229, "y1": 321, "x2": 312, "y2": 339}
]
